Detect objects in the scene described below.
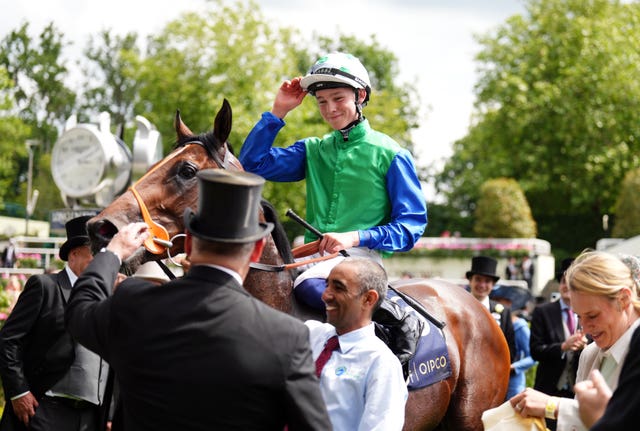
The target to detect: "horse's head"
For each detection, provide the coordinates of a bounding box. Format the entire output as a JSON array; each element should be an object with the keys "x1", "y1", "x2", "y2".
[{"x1": 88, "y1": 99, "x2": 242, "y2": 272}]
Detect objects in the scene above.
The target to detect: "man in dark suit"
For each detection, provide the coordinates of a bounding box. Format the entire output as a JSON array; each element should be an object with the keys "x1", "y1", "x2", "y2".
[
  {"x1": 575, "y1": 326, "x2": 640, "y2": 429},
  {"x1": 1, "y1": 239, "x2": 16, "y2": 268},
  {"x1": 65, "y1": 169, "x2": 331, "y2": 431},
  {"x1": 0, "y1": 216, "x2": 108, "y2": 431},
  {"x1": 530, "y1": 257, "x2": 586, "y2": 430},
  {"x1": 466, "y1": 256, "x2": 516, "y2": 364}
]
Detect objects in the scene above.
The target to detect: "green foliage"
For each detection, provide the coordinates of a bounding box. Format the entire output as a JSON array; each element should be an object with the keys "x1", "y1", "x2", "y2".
[
  {"x1": 0, "y1": 0, "x2": 421, "y2": 227},
  {"x1": 0, "y1": 67, "x2": 31, "y2": 206},
  {"x1": 612, "y1": 168, "x2": 640, "y2": 238},
  {"x1": 31, "y1": 152, "x2": 64, "y2": 219},
  {"x1": 78, "y1": 31, "x2": 142, "y2": 128},
  {"x1": 424, "y1": 202, "x2": 474, "y2": 238},
  {"x1": 435, "y1": 0, "x2": 640, "y2": 253},
  {"x1": 474, "y1": 178, "x2": 537, "y2": 238},
  {"x1": 129, "y1": 0, "x2": 420, "y2": 218},
  {"x1": 0, "y1": 22, "x2": 75, "y2": 149}
]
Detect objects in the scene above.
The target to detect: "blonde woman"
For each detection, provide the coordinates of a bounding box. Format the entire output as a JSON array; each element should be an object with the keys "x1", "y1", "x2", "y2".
[{"x1": 510, "y1": 250, "x2": 640, "y2": 431}]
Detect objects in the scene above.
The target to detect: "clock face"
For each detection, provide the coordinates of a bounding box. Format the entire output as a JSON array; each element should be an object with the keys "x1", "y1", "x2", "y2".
[{"x1": 52, "y1": 126, "x2": 106, "y2": 198}]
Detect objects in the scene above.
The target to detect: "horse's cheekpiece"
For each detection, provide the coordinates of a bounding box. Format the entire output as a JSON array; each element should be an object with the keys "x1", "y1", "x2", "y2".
[{"x1": 387, "y1": 290, "x2": 452, "y2": 390}]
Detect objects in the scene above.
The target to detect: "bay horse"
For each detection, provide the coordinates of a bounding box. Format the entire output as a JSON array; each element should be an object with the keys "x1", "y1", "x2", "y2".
[{"x1": 87, "y1": 100, "x2": 510, "y2": 430}]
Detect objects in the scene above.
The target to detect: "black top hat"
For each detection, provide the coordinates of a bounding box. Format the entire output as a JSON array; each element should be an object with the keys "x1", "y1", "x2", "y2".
[
  {"x1": 555, "y1": 257, "x2": 575, "y2": 282},
  {"x1": 490, "y1": 284, "x2": 533, "y2": 310},
  {"x1": 59, "y1": 215, "x2": 92, "y2": 261},
  {"x1": 466, "y1": 256, "x2": 500, "y2": 283},
  {"x1": 184, "y1": 169, "x2": 274, "y2": 243}
]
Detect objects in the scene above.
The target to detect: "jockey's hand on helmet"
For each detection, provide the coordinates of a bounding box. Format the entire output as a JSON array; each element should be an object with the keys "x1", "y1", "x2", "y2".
[
  {"x1": 319, "y1": 231, "x2": 359, "y2": 255},
  {"x1": 271, "y1": 77, "x2": 306, "y2": 119},
  {"x1": 107, "y1": 222, "x2": 150, "y2": 262}
]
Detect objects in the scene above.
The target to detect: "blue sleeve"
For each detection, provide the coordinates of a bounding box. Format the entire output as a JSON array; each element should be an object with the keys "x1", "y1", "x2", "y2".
[
  {"x1": 358, "y1": 150, "x2": 427, "y2": 251},
  {"x1": 512, "y1": 322, "x2": 536, "y2": 373},
  {"x1": 239, "y1": 112, "x2": 307, "y2": 182}
]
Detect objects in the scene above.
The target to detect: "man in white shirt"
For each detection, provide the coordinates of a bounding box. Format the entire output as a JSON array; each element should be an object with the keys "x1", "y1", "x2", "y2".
[{"x1": 306, "y1": 257, "x2": 407, "y2": 431}]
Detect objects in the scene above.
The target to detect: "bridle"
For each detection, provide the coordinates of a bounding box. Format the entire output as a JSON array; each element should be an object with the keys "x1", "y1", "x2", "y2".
[
  {"x1": 128, "y1": 139, "x2": 339, "y2": 275},
  {"x1": 128, "y1": 140, "x2": 228, "y2": 256}
]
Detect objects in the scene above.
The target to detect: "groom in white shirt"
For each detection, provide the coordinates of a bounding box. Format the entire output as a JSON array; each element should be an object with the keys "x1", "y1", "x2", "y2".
[{"x1": 305, "y1": 257, "x2": 407, "y2": 431}]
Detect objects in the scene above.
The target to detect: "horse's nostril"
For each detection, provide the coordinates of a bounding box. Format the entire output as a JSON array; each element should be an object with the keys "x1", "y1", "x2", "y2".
[
  {"x1": 98, "y1": 224, "x2": 113, "y2": 237},
  {"x1": 90, "y1": 219, "x2": 118, "y2": 242}
]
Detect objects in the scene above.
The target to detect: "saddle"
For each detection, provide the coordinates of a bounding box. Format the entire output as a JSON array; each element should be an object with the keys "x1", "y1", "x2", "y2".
[{"x1": 259, "y1": 200, "x2": 424, "y2": 374}]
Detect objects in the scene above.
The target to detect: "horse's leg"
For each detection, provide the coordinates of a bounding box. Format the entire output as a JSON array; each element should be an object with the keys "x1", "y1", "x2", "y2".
[
  {"x1": 443, "y1": 312, "x2": 509, "y2": 430},
  {"x1": 398, "y1": 283, "x2": 459, "y2": 431},
  {"x1": 399, "y1": 281, "x2": 510, "y2": 431},
  {"x1": 403, "y1": 380, "x2": 455, "y2": 431}
]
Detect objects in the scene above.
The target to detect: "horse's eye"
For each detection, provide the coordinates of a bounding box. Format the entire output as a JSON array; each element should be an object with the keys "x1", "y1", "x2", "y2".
[{"x1": 177, "y1": 163, "x2": 198, "y2": 180}]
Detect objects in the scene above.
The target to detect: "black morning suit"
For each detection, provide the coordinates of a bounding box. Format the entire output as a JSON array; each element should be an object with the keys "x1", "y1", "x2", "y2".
[
  {"x1": 490, "y1": 300, "x2": 517, "y2": 363},
  {"x1": 0, "y1": 271, "x2": 75, "y2": 430},
  {"x1": 591, "y1": 325, "x2": 640, "y2": 430},
  {"x1": 65, "y1": 251, "x2": 331, "y2": 431},
  {"x1": 530, "y1": 300, "x2": 579, "y2": 396}
]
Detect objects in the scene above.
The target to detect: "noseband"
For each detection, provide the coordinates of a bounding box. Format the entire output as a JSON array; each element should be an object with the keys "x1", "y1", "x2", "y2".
[{"x1": 129, "y1": 141, "x2": 225, "y2": 255}]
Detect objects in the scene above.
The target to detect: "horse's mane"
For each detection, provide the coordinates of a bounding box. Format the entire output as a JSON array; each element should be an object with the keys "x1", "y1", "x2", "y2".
[
  {"x1": 175, "y1": 130, "x2": 235, "y2": 157},
  {"x1": 260, "y1": 199, "x2": 295, "y2": 265}
]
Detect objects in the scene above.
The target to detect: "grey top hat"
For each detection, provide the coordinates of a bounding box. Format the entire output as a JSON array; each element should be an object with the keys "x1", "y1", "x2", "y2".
[
  {"x1": 466, "y1": 256, "x2": 500, "y2": 283},
  {"x1": 59, "y1": 215, "x2": 92, "y2": 261},
  {"x1": 184, "y1": 169, "x2": 274, "y2": 243}
]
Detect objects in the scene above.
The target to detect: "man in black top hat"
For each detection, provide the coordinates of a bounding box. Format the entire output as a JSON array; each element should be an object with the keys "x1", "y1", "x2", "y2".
[
  {"x1": 466, "y1": 256, "x2": 516, "y2": 364},
  {"x1": 65, "y1": 169, "x2": 331, "y2": 431},
  {"x1": 529, "y1": 257, "x2": 585, "y2": 431},
  {"x1": 0, "y1": 215, "x2": 109, "y2": 431}
]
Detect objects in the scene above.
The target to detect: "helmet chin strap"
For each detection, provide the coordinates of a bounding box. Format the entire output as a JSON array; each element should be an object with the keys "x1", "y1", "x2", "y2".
[{"x1": 338, "y1": 89, "x2": 365, "y2": 141}]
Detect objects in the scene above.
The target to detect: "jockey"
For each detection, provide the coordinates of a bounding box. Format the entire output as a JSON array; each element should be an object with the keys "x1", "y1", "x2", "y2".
[{"x1": 240, "y1": 52, "x2": 427, "y2": 310}]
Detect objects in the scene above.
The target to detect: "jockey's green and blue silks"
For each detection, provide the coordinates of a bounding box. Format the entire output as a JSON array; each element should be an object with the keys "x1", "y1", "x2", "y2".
[{"x1": 239, "y1": 112, "x2": 427, "y2": 251}]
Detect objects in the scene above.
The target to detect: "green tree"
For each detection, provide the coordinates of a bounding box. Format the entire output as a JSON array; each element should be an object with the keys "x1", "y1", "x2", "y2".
[
  {"x1": 131, "y1": 0, "x2": 420, "y2": 232},
  {"x1": 0, "y1": 22, "x2": 74, "y2": 220},
  {"x1": 474, "y1": 178, "x2": 537, "y2": 238},
  {"x1": 0, "y1": 66, "x2": 31, "y2": 207},
  {"x1": 0, "y1": 22, "x2": 75, "y2": 149},
  {"x1": 78, "y1": 31, "x2": 142, "y2": 130},
  {"x1": 612, "y1": 168, "x2": 640, "y2": 238},
  {"x1": 0, "y1": 0, "x2": 421, "y2": 232},
  {"x1": 435, "y1": 0, "x2": 640, "y2": 252}
]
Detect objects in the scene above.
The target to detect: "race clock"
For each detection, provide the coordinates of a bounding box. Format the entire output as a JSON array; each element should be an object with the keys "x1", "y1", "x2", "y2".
[{"x1": 52, "y1": 117, "x2": 132, "y2": 207}]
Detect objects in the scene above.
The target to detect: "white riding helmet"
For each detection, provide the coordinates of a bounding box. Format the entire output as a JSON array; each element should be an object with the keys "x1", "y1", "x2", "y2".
[{"x1": 301, "y1": 52, "x2": 372, "y2": 104}]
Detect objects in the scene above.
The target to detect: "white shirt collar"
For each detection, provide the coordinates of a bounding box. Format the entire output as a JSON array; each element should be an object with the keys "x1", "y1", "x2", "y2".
[
  {"x1": 601, "y1": 316, "x2": 640, "y2": 366},
  {"x1": 480, "y1": 296, "x2": 490, "y2": 310},
  {"x1": 64, "y1": 265, "x2": 78, "y2": 287},
  {"x1": 337, "y1": 322, "x2": 375, "y2": 354},
  {"x1": 200, "y1": 263, "x2": 243, "y2": 286}
]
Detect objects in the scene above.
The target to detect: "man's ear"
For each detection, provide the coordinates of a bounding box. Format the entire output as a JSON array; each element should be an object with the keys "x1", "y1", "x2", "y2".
[
  {"x1": 357, "y1": 88, "x2": 367, "y2": 104},
  {"x1": 249, "y1": 237, "x2": 267, "y2": 263},
  {"x1": 363, "y1": 289, "x2": 379, "y2": 308}
]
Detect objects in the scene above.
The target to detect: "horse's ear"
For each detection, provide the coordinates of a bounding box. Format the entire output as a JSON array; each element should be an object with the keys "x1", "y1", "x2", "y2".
[
  {"x1": 214, "y1": 99, "x2": 232, "y2": 144},
  {"x1": 174, "y1": 110, "x2": 194, "y2": 141}
]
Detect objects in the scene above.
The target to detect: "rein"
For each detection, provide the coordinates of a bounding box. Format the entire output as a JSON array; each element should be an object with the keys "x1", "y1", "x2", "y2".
[
  {"x1": 249, "y1": 240, "x2": 340, "y2": 272},
  {"x1": 129, "y1": 138, "x2": 327, "y2": 274}
]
